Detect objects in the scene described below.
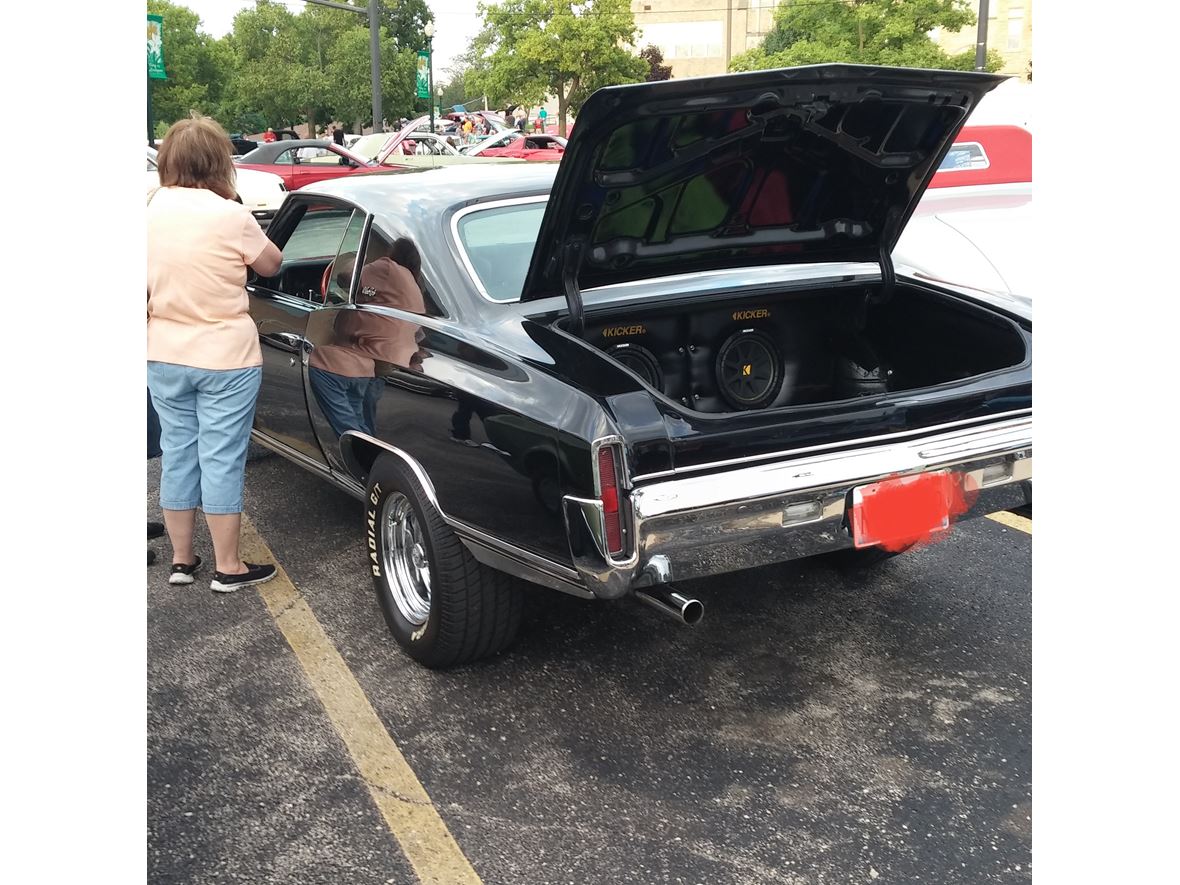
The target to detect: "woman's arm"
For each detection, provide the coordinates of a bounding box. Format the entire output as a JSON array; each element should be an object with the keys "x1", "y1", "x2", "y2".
[{"x1": 249, "y1": 239, "x2": 283, "y2": 277}]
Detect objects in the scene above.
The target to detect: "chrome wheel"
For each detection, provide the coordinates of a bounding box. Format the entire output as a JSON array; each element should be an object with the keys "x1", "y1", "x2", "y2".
[{"x1": 381, "y1": 492, "x2": 432, "y2": 625}]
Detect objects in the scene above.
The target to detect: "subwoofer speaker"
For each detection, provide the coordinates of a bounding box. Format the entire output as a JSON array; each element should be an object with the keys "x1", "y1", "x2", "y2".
[
  {"x1": 715, "y1": 329, "x2": 783, "y2": 409},
  {"x1": 608, "y1": 343, "x2": 664, "y2": 391}
]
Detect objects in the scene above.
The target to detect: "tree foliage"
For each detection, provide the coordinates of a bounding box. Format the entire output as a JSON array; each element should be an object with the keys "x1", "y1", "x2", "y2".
[
  {"x1": 147, "y1": 0, "x2": 229, "y2": 125},
  {"x1": 640, "y1": 45, "x2": 672, "y2": 82},
  {"x1": 469, "y1": 0, "x2": 647, "y2": 136},
  {"x1": 381, "y1": 0, "x2": 432, "y2": 51},
  {"x1": 146, "y1": 0, "x2": 423, "y2": 138},
  {"x1": 730, "y1": 0, "x2": 1004, "y2": 74}
]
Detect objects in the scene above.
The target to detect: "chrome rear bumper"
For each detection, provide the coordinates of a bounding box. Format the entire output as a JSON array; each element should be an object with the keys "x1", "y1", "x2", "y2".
[{"x1": 563, "y1": 414, "x2": 1032, "y2": 599}]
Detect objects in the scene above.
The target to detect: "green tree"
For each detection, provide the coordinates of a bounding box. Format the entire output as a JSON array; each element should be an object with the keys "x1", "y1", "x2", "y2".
[
  {"x1": 470, "y1": 0, "x2": 647, "y2": 136},
  {"x1": 729, "y1": 0, "x2": 1004, "y2": 74},
  {"x1": 437, "y1": 76, "x2": 472, "y2": 115},
  {"x1": 147, "y1": 0, "x2": 228, "y2": 126},
  {"x1": 228, "y1": 0, "x2": 308, "y2": 129},
  {"x1": 326, "y1": 26, "x2": 418, "y2": 130},
  {"x1": 381, "y1": 0, "x2": 432, "y2": 50}
]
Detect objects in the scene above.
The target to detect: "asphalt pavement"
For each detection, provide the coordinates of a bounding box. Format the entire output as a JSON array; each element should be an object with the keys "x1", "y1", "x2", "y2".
[{"x1": 147, "y1": 451, "x2": 1031, "y2": 885}]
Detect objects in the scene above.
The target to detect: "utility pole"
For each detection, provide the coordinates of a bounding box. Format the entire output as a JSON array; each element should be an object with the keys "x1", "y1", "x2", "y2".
[
  {"x1": 368, "y1": 0, "x2": 381, "y2": 130},
  {"x1": 304, "y1": 0, "x2": 382, "y2": 132},
  {"x1": 975, "y1": 0, "x2": 990, "y2": 71}
]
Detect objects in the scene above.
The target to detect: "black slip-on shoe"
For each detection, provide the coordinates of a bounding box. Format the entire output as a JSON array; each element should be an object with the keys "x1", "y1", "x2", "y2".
[
  {"x1": 210, "y1": 562, "x2": 276, "y2": 594},
  {"x1": 148, "y1": 521, "x2": 165, "y2": 540},
  {"x1": 148, "y1": 548, "x2": 157, "y2": 566},
  {"x1": 169, "y1": 556, "x2": 202, "y2": 585}
]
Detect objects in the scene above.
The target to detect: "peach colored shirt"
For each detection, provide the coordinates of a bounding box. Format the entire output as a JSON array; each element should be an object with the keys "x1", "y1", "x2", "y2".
[{"x1": 147, "y1": 186, "x2": 269, "y2": 370}]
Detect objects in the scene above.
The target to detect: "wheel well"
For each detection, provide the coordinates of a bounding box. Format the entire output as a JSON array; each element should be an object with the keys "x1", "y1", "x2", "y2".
[
  {"x1": 340, "y1": 434, "x2": 382, "y2": 486},
  {"x1": 340, "y1": 434, "x2": 442, "y2": 511}
]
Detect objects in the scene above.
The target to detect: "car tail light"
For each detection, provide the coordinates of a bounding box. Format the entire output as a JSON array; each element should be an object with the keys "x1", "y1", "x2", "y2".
[{"x1": 597, "y1": 445, "x2": 624, "y2": 556}]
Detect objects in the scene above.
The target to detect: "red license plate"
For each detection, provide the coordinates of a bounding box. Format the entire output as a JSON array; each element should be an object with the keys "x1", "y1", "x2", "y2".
[{"x1": 850, "y1": 471, "x2": 969, "y2": 551}]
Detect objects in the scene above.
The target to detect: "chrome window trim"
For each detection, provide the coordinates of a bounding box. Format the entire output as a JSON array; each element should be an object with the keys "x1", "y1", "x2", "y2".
[
  {"x1": 337, "y1": 209, "x2": 373, "y2": 306},
  {"x1": 450, "y1": 195, "x2": 550, "y2": 304},
  {"x1": 630, "y1": 408, "x2": 1033, "y2": 483}
]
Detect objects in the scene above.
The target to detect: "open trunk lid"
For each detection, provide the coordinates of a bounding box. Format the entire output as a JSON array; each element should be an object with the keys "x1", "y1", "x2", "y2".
[{"x1": 520, "y1": 64, "x2": 1005, "y2": 325}]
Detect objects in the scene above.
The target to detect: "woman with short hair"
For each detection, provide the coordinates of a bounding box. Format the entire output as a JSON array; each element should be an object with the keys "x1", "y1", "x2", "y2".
[{"x1": 147, "y1": 113, "x2": 283, "y2": 593}]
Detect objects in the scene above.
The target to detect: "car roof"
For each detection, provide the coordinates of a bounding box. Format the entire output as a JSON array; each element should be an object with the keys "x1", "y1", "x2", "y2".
[
  {"x1": 238, "y1": 140, "x2": 351, "y2": 163},
  {"x1": 297, "y1": 163, "x2": 558, "y2": 219}
]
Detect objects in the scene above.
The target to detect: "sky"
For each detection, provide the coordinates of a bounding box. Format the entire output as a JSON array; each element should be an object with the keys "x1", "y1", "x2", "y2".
[{"x1": 188, "y1": 0, "x2": 481, "y2": 75}]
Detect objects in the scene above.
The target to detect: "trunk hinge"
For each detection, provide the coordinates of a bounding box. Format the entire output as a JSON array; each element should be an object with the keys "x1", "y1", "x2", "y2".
[
  {"x1": 872, "y1": 241, "x2": 896, "y2": 305},
  {"x1": 562, "y1": 239, "x2": 586, "y2": 335},
  {"x1": 870, "y1": 206, "x2": 901, "y2": 306}
]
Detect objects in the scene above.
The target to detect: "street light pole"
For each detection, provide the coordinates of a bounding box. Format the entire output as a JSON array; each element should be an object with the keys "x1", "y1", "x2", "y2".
[
  {"x1": 424, "y1": 21, "x2": 435, "y2": 134},
  {"x1": 975, "y1": 0, "x2": 990, "y2": 71},
  {"x1": 368, "y1": 0, "x2": 382, "y2": 131}
]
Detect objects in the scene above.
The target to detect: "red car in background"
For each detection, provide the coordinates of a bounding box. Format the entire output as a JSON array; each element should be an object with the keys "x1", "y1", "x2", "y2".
[
  {"x1": 234, "y1": 139, "x2": 376, "y2": 190},
  {"x1": 929, "y1": 125, "x2": 1031, "y2": 188},
  {"x1": 460, "y1": 130, "x2": 567, "y2": 161}
]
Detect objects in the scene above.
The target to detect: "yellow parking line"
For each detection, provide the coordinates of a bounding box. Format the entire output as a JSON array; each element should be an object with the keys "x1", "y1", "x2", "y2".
[
  {"x1": 986, "y1": 510, "x2": 1032, "y2": 534},
  {"x1": 239, "y1": 515, "x2": 482, "y2": 885}
]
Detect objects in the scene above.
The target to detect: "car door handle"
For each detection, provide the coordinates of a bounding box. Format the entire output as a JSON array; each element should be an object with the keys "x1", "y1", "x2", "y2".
[{"x1": 274, "y1": 332, "x2": 307, "y2": 349}]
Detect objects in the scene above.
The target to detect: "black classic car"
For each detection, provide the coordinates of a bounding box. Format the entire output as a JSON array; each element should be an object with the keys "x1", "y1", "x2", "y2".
[{"x1": 246, "y1": 65, "x2": 1032, "y2": 668}]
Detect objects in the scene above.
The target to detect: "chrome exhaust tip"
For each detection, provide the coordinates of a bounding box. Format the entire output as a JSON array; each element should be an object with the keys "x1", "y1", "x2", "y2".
[{"x1": 634, "y1": 586, "x2": 704, "y2": 626}]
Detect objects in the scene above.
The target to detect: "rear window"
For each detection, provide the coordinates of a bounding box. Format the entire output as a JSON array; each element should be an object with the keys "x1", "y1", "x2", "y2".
[
  {"x1": 939, "y1": 142, "x2": 990, "y2": 172},
  {"x1": 455, "y1": 201, "x2": 546, "y2": 302}
]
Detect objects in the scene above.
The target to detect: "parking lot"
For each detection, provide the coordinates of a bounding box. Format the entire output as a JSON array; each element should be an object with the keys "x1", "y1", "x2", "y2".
[{"x1": 148, "y1": 452, "x2": 1031, "y2": 885}]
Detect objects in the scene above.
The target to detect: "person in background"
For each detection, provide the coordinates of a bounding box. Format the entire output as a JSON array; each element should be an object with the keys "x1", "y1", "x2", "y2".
[
  {"x1": 333, "y1": 124, "x2": 345, "y2": 146},
  {"x1": 263, "y1": 127, "x2": 275, "y2": 143},
  {"x1": 147, "y1": 113, "x2": 284, "y2": 593}
]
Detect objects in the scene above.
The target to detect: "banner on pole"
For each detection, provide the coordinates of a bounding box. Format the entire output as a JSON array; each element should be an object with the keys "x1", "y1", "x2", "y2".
[
  {"x1": 147, "y1": 15, "x2": 166, "y2": 80},
  {"x1": 416, "y1": 51, "x2": 430, "y2": 99}
]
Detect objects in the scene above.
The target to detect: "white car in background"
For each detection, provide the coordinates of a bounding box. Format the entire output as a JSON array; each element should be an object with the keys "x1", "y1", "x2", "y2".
[
  {"x1": 895, "y1": 181, "x2": 1031, "y2": 298},
  {"x1": 892, "y1": 98, "x2": 1032, "y2": 298},
  {"x1": 146, "y1": 146, "x2": 288, "y2": 227}
]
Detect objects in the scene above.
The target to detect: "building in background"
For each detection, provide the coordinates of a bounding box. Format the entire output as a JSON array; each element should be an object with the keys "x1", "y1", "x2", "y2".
[
  {"x1": 633, "y1": 0, "x2": 779, "y2": 79},
  {"x1": 933, "y1": 0, "x2": 1033, "y2": 79},
  {"x1": 633, "y1": 0, "x2": 1032, "y2": 80}
]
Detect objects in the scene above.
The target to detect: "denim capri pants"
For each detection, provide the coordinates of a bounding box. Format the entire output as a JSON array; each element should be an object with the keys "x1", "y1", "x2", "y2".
[{"x1": 147, "y1": 361, "x2": 262, "y2": 515}]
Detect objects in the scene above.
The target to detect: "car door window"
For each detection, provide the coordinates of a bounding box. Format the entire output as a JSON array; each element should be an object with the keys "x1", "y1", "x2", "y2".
[
  {"x1": 273, "y1": 149, "x2": 296, "y2": 165},
  {"x1": 324, "y1": 211, "x2": 367, "y2": 304},
  {"x1": 260, "y1": 203, "x2": 363, "y2": 303}
]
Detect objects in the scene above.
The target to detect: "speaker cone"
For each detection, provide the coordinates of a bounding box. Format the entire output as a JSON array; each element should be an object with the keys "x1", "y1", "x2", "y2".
[
  {"x1": 608, "y1": 343, "x2": 664, "y2": 390},
  {"x1": 715, "y1": 329, "x2": 782, "y2": 409}
]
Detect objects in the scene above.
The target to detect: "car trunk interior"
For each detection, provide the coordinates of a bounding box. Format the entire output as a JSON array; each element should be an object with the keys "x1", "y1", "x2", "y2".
[{"x1": 570, "y1": 283, "x2": 1027, "y2": 415}]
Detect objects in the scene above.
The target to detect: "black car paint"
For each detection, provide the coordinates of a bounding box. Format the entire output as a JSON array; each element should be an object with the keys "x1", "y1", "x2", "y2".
[
  {"x1": 248, "y1": 183, "x2": 618, "y2": 564},
  {"x1": 248, "y1": 149, "x2": 1029, "y2": 574}
]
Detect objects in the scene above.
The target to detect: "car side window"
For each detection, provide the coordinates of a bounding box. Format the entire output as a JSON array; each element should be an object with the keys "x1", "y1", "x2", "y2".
[
  {"x1": 260, "y1": 203, "x2": 361, "y2": 304},
  {"x1": 324, "y1": 212, "x2": 367, "y2": 304},
  {"x1": 273, "y1": 149, "x2": 296, "y2": 166}
]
